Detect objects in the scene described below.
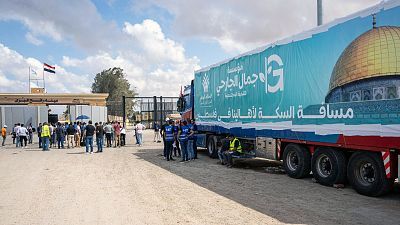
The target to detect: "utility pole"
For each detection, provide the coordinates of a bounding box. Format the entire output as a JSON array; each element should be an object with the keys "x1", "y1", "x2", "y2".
[
  {"x1": 317, "y1": 0, "x2": 323, "y2": 26},
  {"x1": 122, "y1": 96, "x2": 126, "y2": 127}
]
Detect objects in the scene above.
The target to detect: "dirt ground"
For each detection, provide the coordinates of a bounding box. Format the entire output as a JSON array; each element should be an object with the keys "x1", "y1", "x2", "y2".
[{"x1": 0, "y1": 130, "x2": 399, "y2": 225}]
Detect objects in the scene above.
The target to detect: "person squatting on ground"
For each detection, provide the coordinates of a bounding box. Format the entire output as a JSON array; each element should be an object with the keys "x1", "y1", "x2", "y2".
[
  {"x1": 84, "y1": 120, "x2": 96, "y2": 154},
  {"x1": 218, "y1": 135, "x2": 231, "y2": 165},
  {"x1": 178, "y1": 120, "x2": 190, "y2": 162},
  {"x1": 95, "y1": 122, "x2": 104, "y2": 152},
  {"x1": 41, "y1": 122, "x2": 51, "y2": 151},
  {"x1": 223, "y1": 135, "x2": 243, "y2": 168},
  {"x1": 163, "y1": 120, "x2": 175, "y2": 161},
  {"x1": 1, "y1": 125, "x2": 7, "y2": 146}
]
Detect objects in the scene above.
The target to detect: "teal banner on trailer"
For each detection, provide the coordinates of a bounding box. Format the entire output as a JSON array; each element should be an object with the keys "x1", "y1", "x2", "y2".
[{"x1": 194, "y1": 2, "x2": 400, "y2": 136}]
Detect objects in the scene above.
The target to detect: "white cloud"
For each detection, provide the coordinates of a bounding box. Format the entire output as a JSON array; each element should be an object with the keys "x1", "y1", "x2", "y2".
[
  {"x1": 63, "y1": 20, "x2": 200, "y2": 96},
  {"x1": 0, "y1": 0, "x2": 119, "y2": 52},
  {"x1": 144, "y1": 0, "x2": 381, "y2": 54},
  {"x1": 123, "y1": 20, "x2": 186, "y2": 64},
  {"x1": 25, "y1": 32, "x2": 43, "y2": 46},
  {"x1": 0, "y1": 0, "x2": 383, "y2": 97},
  {"x1": 0, "y1": 43, "x2": 90, "y2": 93}
]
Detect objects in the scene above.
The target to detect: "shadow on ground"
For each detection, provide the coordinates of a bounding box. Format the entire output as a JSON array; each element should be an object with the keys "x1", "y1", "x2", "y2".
[{"x1": 132, "y1": 148, "x2": 400, "y2": 225}]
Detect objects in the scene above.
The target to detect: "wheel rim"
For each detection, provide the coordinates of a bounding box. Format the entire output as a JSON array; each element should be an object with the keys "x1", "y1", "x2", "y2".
[
  {"x1": 356, "y1": 162, "x2": 376, "y2": 185},
  {"x1": 286, "y1": 151, "x2": 299, "y2": 171},
  {"x1": 208, "y1": 140, "x2": 214, "y2": 155},
  {"x1": 316, "y1": 154, "x2": 332, "y2": 178}
]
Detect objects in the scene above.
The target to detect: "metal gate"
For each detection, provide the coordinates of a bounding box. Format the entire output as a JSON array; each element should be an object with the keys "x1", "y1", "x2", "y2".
[{"x1": 122, "y1": 96, "x2": 179, "y2": 128}]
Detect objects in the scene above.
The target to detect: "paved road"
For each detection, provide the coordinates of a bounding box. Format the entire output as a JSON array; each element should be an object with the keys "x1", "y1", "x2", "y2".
[{"x1": 0, "y1": 130, "x2": 399, "y2": 225}]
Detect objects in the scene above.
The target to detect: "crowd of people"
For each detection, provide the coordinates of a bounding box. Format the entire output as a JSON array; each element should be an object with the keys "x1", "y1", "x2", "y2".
[
  {"x1": 1, "y1": 117, "x2": 249, "y2": 168},
  {"x1": 159, "y1": 118, "x2": 198, "y2": 162},
  {"x1": 1, "y1": 121, "x2": 129, "y2": 154},
  {"x1": 1, "y1": 123, "x2": 35, "y2": 148}
]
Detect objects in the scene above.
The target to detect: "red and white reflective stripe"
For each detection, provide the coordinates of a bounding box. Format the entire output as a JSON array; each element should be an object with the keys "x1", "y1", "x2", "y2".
[
  {"x1": 277, "y1": 139, "x2": 281, "y2": 159},
  {"x1": 381, "y1": 151, "x2": 391, "y2": 178}
]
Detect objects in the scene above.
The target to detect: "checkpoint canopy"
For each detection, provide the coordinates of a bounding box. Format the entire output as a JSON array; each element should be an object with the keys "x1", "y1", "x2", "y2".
[
  {"x1": 0, "y1": 93, "x2": 108, "y2": 106},
  {"x1": 0, "y1": 93, "x2": 109, "y2": 128}
]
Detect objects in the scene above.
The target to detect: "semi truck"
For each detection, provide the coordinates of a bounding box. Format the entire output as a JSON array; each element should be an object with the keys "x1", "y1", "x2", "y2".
[{"x1": 177, "y1": 0, "x2": 400, "y2": 197}]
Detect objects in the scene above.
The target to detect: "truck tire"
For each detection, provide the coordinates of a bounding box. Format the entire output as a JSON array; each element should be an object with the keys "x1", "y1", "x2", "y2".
[
  {"x1": 207, "y1": 136, "x2": 218, "y2": 158},
  {"x1": 347, "y1": 152, "x2": 393, "y2": 197},
  {"x1": 311, "y1": 147, "x2": 346, "y2": 186},
  {"x1": 283, "y1": 144, "x2": 311, "y2": 178}
]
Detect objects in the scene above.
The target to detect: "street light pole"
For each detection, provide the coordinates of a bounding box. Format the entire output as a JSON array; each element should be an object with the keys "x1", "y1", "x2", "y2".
[{"x1": 317, "y1": 0, "x2": 323, "y2": 26}]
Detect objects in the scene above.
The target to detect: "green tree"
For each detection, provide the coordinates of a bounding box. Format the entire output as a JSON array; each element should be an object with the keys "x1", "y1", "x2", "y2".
[{"x1": 91, "y1": 67, "x2": 136, "y2": 117}]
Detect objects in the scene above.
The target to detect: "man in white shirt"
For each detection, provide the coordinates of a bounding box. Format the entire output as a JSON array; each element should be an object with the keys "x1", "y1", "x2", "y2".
[
  {"x1": 135, "y1": 121, "x2": 146, "y2": 146},
  {"x1": 75, "y1": 123, "x2": 81, "y2": 147},
  {"x1": 120, "y1": 126, "x2": 126, "y2": 146},
  {"x1": 49, "y1": 124, "x2": 55, "y2": 148},
  {"x1": 14, "y1": 123, "x2": 21, "y2": 147},
  {"x1": 17, "y1": 124, "x2": 28, "y2": 148}
]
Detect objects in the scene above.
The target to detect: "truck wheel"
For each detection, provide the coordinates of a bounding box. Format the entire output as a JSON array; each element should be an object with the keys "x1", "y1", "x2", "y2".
[
  {"x1": 207, "y1": 136, "x2": 218, "y2": 158},
  {"x1": 347, "y1": 152, "x2": 393, "y2": 197},
  {"x1": 283, "y1": 144, "x2": 311, "y2": 178},
  {"x1": 311, "y1": 147, "x2": 346, "y2": 186}
]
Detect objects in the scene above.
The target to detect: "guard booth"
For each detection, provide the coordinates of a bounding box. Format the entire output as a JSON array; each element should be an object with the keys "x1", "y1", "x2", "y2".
[{"x1": 122, "y1": 96, "x2": 179, "y2": 128}]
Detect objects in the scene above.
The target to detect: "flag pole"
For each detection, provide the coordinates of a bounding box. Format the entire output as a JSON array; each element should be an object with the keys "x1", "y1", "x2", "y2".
[
  {"x1": 43, "y1": 65, "x2": 46, "y2": 93},
  {"x1": 28, "y1": 66, "x2": 31, "y2": 93}
]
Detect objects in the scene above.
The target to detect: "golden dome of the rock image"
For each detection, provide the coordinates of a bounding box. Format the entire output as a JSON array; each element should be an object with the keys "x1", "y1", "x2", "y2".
[
  {"x1": 329, "y1": 26, "x2": 400, "y2": 92},
  {"x1": 326, "y1": 22, "x2": 400, "y2": 103}
]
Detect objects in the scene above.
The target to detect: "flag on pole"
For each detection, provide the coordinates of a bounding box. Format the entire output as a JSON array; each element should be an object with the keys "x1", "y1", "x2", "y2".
[{"x1": 43, "y1": 63, "x2": 55, "y2": 74}]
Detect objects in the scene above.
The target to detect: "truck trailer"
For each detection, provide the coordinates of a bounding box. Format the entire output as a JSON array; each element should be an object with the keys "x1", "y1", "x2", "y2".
[{"x1": 178, "y1": 0, "x2": 400, "y2": 197}]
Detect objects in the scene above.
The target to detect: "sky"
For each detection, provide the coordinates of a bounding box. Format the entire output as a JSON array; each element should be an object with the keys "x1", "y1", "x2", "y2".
[{"x1": 0, "y1": 0, "x2": 383, "y2": 97}]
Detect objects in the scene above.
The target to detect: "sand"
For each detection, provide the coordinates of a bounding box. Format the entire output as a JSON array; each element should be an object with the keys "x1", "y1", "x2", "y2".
[{"x1": 0, "y1": 130, "x2": 399, "y2": 225}]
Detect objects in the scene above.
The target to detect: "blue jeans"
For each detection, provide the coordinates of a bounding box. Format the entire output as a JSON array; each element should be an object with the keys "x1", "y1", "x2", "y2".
[
  {"x1": 137, "y1": 133, "x2": 143, "y2": 145},
  {"x1": 179, "y1": 140, "x2": 188, "y2": 161},
  {"x1": 135, "y1": 133, "x2": 139, "y2": 144},
  {"x1": 96, "y1": 136, "x2": 104, "y2": 152},
  {"x1": 187, "y1": 140, "x2": 194, "y2": 160},
  {"x1": 16, "y1": 136, "x2": 20, "y2": 147},
  {"x1": 57, "y1": 137, "x2": 64, "y2": 149},
  {"x1": 42, "y1": 137, "x2": 50, "y2": 150},
  {"x1": 51, "y1": 134, "x2": 56, "y2": 146},
  {"x1": 86, "y1": 136, "x2": 94, "y2": 152}
]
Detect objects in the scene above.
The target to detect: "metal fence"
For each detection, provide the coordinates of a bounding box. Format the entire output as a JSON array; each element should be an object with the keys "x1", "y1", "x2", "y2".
[{"x1": 122, "y1": 96, "x2": 179, "y2": 128}]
